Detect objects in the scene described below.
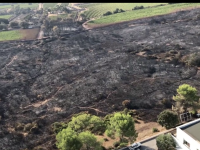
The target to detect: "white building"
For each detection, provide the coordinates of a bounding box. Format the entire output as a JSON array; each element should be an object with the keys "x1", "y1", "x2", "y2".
[{"x1": 172, "y1": 118, "x2": 200, "y2": 150}]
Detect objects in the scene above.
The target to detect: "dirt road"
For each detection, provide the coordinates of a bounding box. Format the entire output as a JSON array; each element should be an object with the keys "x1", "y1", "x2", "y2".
[{"x1": 38, "y1": 3, "x2": 43, "y2": 10}]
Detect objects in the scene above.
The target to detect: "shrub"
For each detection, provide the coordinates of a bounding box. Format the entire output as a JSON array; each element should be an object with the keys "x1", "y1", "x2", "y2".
[
  {"x1": 51, "y1": 122, "x2": 68, "y2": 134},
  {"x1": 133, "y1": 5, "x2": 144, "y2": 10},
  {"x1": 119, "y1": 142, "x2": 128, "y2": 148},
  {"x1": 121, "y1": 138, "x2": 129, "y2": 143},
  {"x1": 186, "y1": 52, "x2": 200, "y2": 67},
  {"x1": 113, "y1": 141, "x2": 120, "y2": 147},
  {"x1": 103, "y1": 11, "x2": 112, "y2": 16},
  {"x1": 122, "y1": 100, "x2": 131, "y2": 108},
  {"x1": 152, "y1": 128, "x2": 159, "y2": 133},
  {"x1": 161, "y1": 98, "x2": 172, "y2": 108},
  {"x1": 156, "y1": 133, "x2": 176, "y2": 150},
  {"x1": 157, "y1": 110, "x2": 179, "y2": 129}
]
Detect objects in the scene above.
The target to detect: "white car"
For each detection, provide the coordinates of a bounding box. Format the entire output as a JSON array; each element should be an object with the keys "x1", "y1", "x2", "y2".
[{"x1": 130, "y1": 142, "x2": 141, "y2": 149}]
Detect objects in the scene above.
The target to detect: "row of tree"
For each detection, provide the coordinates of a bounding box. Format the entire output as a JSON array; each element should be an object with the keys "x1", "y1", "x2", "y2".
[
  {"x1": 55, "y1": 112, "x2": 137, "y2": 150},
  {"x1": 103, "y1": 8, "x2": 125, "y2": 16}
]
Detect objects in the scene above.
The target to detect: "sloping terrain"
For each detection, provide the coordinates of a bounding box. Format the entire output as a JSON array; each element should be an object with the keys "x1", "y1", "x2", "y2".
[{"x1": 1, "y1": 8, "x2": 200, "y2": 150}]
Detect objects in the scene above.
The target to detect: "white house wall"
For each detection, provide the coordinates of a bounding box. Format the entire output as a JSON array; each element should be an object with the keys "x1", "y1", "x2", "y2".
[{"x1": 176, "y1": 127, "x2": 200, "y2": 150}]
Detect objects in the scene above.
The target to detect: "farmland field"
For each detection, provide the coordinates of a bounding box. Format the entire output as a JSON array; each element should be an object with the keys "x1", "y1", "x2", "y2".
[
  {"x1": 79, "y1": 3, "x2": 168, "y2": 19},
  {"x1": 0, "y1": 14, "x2": 12, "y2": 19},
  {"x1": 48, "y1": 14, "x2": 69, "y2": 20},
  {"x1": 43, "y1": 3, "x2": 58, "y2": 9},
  {"x1": 0, "y1": 28, "x2": 40, "y2": 41},
  {"x1": 44, "y1": 3, "x2": 69, "y2": 9},
  {"x1": 87, "y1": 3, "x2": 200, "y2": 26},
  {"x1": 0, "y1": 3, "x2": 38, "y2": 9}
]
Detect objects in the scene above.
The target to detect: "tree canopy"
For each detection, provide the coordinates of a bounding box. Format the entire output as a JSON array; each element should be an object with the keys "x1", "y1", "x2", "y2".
[
  {"x1": 157, "y1": 110, "x2": 179, "y2": 129},
  {"x1": 173, "y1": 84, "x2": 199, "y2": 112},
  {"x1": 156, "y1": 133, "x2": 176, "y2": 150},
  {"x1": 67, "y1": 113, "x2": 105, "y2": 134},
  {"x1": 78, "y1": 131, "x2": 102, "y2": 150},
  {"x1": 105, "y1": 112, "x2": 137, "y2": 142},
  {"x1": 56, "y1": 128, "x2": 82, "y2": 150}
]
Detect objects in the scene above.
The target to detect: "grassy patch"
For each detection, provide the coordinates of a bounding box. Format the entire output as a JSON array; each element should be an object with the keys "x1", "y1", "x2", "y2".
[
  {"x1": 88, "y1": 3, "x2": 200, "y2": 25},
  {"x1": 48, "y1": 14, "x2": 69, "y2": 20},
  {"x1": 0, "y1": 30, "x2": 23, "y2": 41},
  {"x1": 0, "y1": 3, "x2": 38, "y2": 9},
  {"x1": 0, "y1": 15, "x2": 12, "y2": 19},
  {"x1": 43, "y1": 3, "x2": 58, "y2": 9},
  {"x1": 0, "y1": 28, "x2": 40, "y2": 41},
  {"x1": 80, "y1": 3, "x2": 168, "y2": 19}
]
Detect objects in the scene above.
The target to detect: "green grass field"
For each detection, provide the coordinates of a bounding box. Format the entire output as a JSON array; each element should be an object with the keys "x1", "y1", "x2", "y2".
[
  {"x1": 43, "y1": 3, "x2": 69, "y2": 9},
  {"x1": 0, "y1": 30, "x2": 23, "y2": 41},
  {"x1": 43, "y1": 3, "x2": 58, "y2": 9},
  {"x1": 88, "y1": 3, "x2": 200, "y2": 26},
  {"x1": 48, "y1": 14, "x2": 69, "y2": 20},
  {"x1": 0, "y1": 15, "x2": 12, "y2": 19},
  {"x1": 0, "y1": 3, "x2": 38, "y2": 9},
  {"x1": 80, "y1": 3, "x2": 168, "y2": 19}
]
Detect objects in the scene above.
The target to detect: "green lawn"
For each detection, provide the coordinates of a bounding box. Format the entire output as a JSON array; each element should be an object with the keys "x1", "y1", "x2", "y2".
[
  {"x1": 80, "y1": 3, "x2": 168, "y2": 19},
  {"x1": 43, "y1": 3, "x2": 58, "y2": 9},
  {"x1": 0, "y1": 3, "x2": 38, "y2": 9},
  {"x1": 88, "y1": 3, "x2": 200, "y2": 25},
  {"x1": 48, "y1": 14, "x2": 69, "y2": 20},
  {"x1": 0, "y1": 15, "x2": 12, "y2": 19},
  {"x1": 0, "y1": 30, "x2": 23, "y2": 41}
]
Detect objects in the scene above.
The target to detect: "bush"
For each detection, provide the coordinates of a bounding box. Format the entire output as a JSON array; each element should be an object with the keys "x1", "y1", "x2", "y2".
[
  {"x1": 161, "y1": 98, "x2": 172, "y2": 108},
  {"x1": 157, "y1": 110, "x2": 179, "y2": 129},
  {"x1": 119, "y1": 142, "x2": 128, "y2": 148},
  {"x1": 186, "y1": 52, "x2": 200, "y2": 67},
  {"x1": 103, "y1": 11, "x2": 112, "y2": 16},
  {"x1": 51, "y1": 122, "x2": 68, "y2": 134},
  {"x1": 156, "y1": 133, "x2": 176, "y2": 150},
  {"x1": 121, "y1": 138, "x2": 129, "y2": 143},
  {"x1": 122, "y1": 100, "x2": 131, "y2": 108},
  {"x1": 113, "y1": 141, "x2": 120, "y2": 147},
  {"x1": 152, "y1": 128, "x2": 159, "y2": 133},
  {"x1": 133, "y1": 5, "x2": 144, "y2": 10}
]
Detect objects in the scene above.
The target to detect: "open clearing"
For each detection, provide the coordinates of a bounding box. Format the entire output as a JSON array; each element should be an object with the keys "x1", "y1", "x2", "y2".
[
  {"x1": 43, "y1": 3, "x2": 68, "y2": 9},
  {"x1": 48, "y1": 14, "x2": 69, "y2": 20},
  {"x1": 0, "y1": 14, "x2": 12, "y2": 19},
  {"x1": 0, "y1": 28, "x2": 40, "y2": 41},
  {"x1": 87, "y1": 3, "x2": 200, "y2": 27},
  {"x1": 80, "y1": 3, "x2": 167, "y2": 19},
  {"x1": 0, "y1": 3, "x2": 38, "y2": 9}
]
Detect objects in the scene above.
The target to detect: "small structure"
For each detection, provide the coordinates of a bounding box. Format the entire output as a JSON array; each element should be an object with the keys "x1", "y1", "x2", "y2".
[{"x1": 172, "y1": 118, "x2": 200, "y2": 150}]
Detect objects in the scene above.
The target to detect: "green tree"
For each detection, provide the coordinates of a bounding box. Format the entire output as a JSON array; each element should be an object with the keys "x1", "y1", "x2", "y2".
[
  {"x1": 67, "y1": 113, "x2": 105, "y2": 134},
  {"x1": 157, "y1": 110, "x2": 179, "y2": 129},
  {"x1": 78, "y1": 131, "x2": 102, "y2": 150},
  {"x1": 173, "y1": 84, "x2": 199, "y2": 112},
  {"x1": 56, "y1": 128, "x2": 82, "y2": 150},
  {"x1": 20, "y1": 21, "x2": 29, "y2": 29},
  {"x1": 105, "y1": 112, "x2": 137, "y2": 142},
  {"x1": 9, "y1": 21, "x2": 19, "y2": 28},
  {"x1": 156, "y1": 133, "x2": 176, "y2": 150}
]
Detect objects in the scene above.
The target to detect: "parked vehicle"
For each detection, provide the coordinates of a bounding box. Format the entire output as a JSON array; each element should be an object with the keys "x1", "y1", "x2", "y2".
[{"x1": 130, "y1": 142, "x2": 141, "y2": 149}]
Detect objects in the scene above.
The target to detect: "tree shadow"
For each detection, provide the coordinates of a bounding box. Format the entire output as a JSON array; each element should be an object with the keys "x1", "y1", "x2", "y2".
[{"x1": 139, "y1": 145, "x2": 156, "y2": 150}]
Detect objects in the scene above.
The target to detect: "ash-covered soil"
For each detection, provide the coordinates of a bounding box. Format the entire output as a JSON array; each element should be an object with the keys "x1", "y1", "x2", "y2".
[{"x1": 1, "y1": 8, "x2": 200, "y2": 150}]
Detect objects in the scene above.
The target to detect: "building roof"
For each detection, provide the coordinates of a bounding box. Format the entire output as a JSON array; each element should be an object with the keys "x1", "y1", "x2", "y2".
[{"x1": 181, "y1": 120, "x2": 200, "y2": 142}]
